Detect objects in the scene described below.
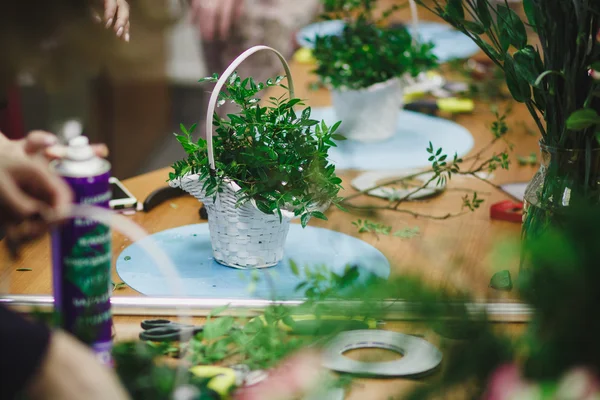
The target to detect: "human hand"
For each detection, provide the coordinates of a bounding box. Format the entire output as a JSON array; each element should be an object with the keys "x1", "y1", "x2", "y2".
[
  {"x1": 0, "y1": 131, "x2": 107, "y2": 246},
  {"x1": 0, "y1": 138, "x2": 72, "y2": 228},
  {"x1": 190, "y1": 0, "x2": 245, "y2": 42},
  {"x1": 27, "y1": 331, "x2": 131, "y2": 400},
  {"x1": 17, "y1": 130, "x2": 109, "y2": 161},
  {"x1": 92, "y1": 0, "x2": 131, "y2": 42}
]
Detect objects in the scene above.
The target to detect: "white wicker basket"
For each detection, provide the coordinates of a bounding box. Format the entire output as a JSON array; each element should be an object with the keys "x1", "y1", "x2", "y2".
[{"x1": 170, "y1": 46, "x2": 298, "y2": 269}]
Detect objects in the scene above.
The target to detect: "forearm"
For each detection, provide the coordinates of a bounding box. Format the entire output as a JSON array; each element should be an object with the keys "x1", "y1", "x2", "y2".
[{"x1": 26, "y1": 331, "x2": 131, "y2": 400}]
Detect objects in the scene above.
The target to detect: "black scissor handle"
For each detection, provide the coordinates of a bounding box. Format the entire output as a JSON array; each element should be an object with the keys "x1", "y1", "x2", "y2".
[
  {"x1": 139, "y1": 325, "x2": 204, "y2": 342},
  {"x1": 141, "y1": 319, "x2": 174, "y2": 330},
  {"x1": 143, "y1": 187, "x2": 186, "y2": 212}
]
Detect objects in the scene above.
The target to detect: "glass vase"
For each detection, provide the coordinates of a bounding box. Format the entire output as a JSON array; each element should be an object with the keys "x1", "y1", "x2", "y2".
[{"x1": 521, "y1": 143, "x2": 600, "y2": 268}]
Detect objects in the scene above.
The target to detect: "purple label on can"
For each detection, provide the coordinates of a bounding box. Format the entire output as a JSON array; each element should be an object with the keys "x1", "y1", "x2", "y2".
[{"x1": 51, "y1": 170, "x2": 113, "y2": 364}]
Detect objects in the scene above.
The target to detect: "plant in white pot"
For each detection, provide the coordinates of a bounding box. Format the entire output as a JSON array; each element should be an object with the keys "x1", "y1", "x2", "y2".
[
  {"x1": 312, "y1": 0, "x2": 438, "y2": 142},
  {"x1": 169, "y1": 46, "x2": 343, "y2": 270}
]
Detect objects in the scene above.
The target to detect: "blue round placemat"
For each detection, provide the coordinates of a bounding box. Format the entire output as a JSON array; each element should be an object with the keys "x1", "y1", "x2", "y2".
[
  {"x1": 296, "y1": 21, "x2": 480, "y2": 62},
  {"x1": 312, "y1": 108, "x2": 474, "y2": 171},
  {"x1": 116, "y1": 224, "x2": 390, "y2": 300}
]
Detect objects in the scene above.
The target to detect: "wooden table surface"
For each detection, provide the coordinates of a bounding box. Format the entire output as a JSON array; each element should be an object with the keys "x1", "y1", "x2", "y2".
[
  {"x1": 0, "y1": 7, "x2": 538, "y2": 398},
  {"x1": 1, "y1": 63, "x2": 539, "y2": 302}
]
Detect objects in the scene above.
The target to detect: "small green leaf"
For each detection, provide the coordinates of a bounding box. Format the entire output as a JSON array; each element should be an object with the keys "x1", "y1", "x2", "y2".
[
  {"x1": 497, "y1": 5, "x2": 527, "y2": 50},
  {"x1": 112, "y1": 281, "x2": 127, "y2": 291},
  {"x1": 476, "y1": 0, "x2": 492, "y2": 29},
  {"x1": 310, "y1": 211, "x2": 328, "y2": 220},
  {"x1": 445, "y1": 0, "x2": 464, "y2": 20},
  {"x1": 513, "y1": 46, "x2": 543, "y2": 85},
  {"x1": 567, "y1": 109, "x2": 600, "y2": 131},
  {"x1": 290, "y1": 260, "x2": 300, "y2": 276},
  {"x1": 301, "y1": 213, "x2": 310, "y2": 228},
  {"x1": 330, "y1": 120, "x2": 342, "y2": 134},
  {"x1": 393, "y1": 227, "x2": 420, "y2": 239},
  {"x1": 331, "y1": 133, "x2": 347, "y2": 141},
  {"x1": 461, "y1": 20, "x2": 485, "y2": 34},
  {"x1": 208, "y1": 304, "x2": 230, "y2": 318},
  {"x1": 490, "y1": 270, "x2": 513, "y2": 291},
  {"x1": 522, "y1": 0, "x2": 537, "y2": 32},
  {"x1": 503, "y1": 55, "x2": 531, "y2": 102}
]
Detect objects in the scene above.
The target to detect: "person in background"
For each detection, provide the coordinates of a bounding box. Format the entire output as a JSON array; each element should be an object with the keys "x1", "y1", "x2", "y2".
[
  {"x1": 189, "y1": 0, "x2": 321, "y2": 117},
  {"x1": 0, "y1": 1, "x2": 131, "y2": 398},
  {"x1": 0, "y1": 0, "x2": 131, "y2": 140}
]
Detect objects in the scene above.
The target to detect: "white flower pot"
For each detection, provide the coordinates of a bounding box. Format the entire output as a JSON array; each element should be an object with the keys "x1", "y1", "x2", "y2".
[
  {"x1": 331, "y1": 78, "x2": 403, "y2": 142},
  {"x1": 170, "y1": 175, "x2": 293, "y2": 269}
]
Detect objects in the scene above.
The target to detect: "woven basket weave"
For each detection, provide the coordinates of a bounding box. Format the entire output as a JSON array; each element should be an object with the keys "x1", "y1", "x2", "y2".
[{"x1": 170, "y1": 46, "x2": 298, "y2": 269}]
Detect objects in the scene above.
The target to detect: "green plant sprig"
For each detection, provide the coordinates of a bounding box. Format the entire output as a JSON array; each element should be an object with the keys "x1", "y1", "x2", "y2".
[
  {"x1": 340, "y1": 107, "x2": 512, "y2": 218},
  {"x1": 169, "y1": 73, "x2": 344, "y2": 227},
  {"x1": 312, "y1": 0, "x2": 438, "y2": 90},
  {"x1": 352, "y1": 219, "x2": 420, "y2": 239}
]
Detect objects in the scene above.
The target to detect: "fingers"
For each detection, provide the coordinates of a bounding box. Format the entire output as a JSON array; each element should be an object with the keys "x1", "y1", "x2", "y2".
[
  {"x1": 104, "y1": 0, "x2": 117, "y2": 28},
  {"x1": 219, "y1": 0, "x2": 236, "y2": 40},
  {"x1": 114, "y1": 1, "x2": 130, "y2": 41},
  {"x1": 14, "y1": 161, "x2": 73, "y2": 211},
  {"x1": 23, "y1": 131, "x2": 58, "y2": 155},
  {"x1": 0, "y1": 170, "x2": 42, "y2": 222},
  {"x1": 234, "y1": 0, "x2": 244, "y2": 24},
  {"x1": 123, "y1": 21, "x2": 131, "y2": 43},
  {"x1": 200, "y1": 7, "x2": 217, "y2": 42},
  {"x1": 191, "y1": 0, "x2": 220, "y2": 41},
  {"x1": 44, "y1": 144, "x2": 109, "y2": 160},
  {"x1": 91, "y1": 144, "x2": 110, "y2": 158},
  {"x1": 104, "y1": 0, "x2": 130, "y2": 42},
  {"x1": 5, "y1": 220, "x2": 48, "y2": 254}
]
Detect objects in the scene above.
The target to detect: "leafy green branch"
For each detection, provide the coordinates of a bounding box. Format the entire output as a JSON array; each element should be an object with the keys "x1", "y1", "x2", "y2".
[
  {"x1": 352, "y1": 219, "x2": 420, "y2": 239},
  {"x1": 340, "y1": 107, "x2": 513, "y2": 218},
  {"x1": 170, "y1": 73, "x2": 344, "y2": 227},
  {"x1": 313, "y1": 0, "x2": 437, "y2": 90}
]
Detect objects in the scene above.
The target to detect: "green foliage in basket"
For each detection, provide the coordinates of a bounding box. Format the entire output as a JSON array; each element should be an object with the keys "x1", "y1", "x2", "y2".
[
  {"x1": 312, "y1": 0, "x2": 438, "y2": 90},
  {"x1": 415, "y1": 0, "x2": 600, "y2": 150},
  {"x1": 169, "y1": 73, "x2": 344, "y2": 227}
]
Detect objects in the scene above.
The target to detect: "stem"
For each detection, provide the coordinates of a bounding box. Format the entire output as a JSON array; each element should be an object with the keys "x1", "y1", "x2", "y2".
[
  {"x1": 344, "y1": 202, "x2": 469, "y2": 220},
  {"x1": 526, "y1": 101, "x2": 547, "y2": 137},
  {"x1": 392, "y1": 175, "x2": 439, "y2": 209},
  {"x1": 341, "y1": 170, "x2": 432, "y2": 201}
]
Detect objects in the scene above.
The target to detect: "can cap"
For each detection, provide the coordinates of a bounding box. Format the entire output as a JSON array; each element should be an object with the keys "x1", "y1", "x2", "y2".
[
  {"x1": 63, "y1": 120, "x2": 83, "y2": 143},
  {"x1": 66, "y1": 136, "x2": 95, "y2": 161}
]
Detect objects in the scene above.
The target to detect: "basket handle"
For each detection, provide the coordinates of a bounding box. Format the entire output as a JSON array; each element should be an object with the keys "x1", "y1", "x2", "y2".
[
  {"x1": 205, "y1": 45, "x2": 295, "y2": 170},
  {"x1": 408, "y1": 0, "x2": 420, "y2": 45}
]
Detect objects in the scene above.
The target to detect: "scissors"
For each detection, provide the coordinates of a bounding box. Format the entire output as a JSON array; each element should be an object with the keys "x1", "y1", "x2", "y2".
[{"x1": 139, "y1": 319, "x2": 204, "y2": 342}]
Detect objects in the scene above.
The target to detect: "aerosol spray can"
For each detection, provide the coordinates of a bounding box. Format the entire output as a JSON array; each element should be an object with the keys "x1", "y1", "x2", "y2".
[{"x1": 51, "y1": 124, "x2": 113, "y2": 365}]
